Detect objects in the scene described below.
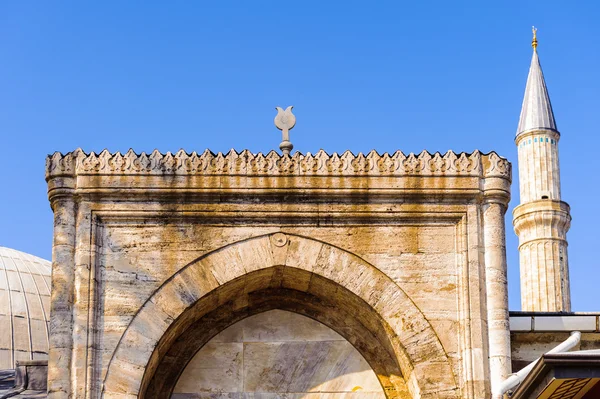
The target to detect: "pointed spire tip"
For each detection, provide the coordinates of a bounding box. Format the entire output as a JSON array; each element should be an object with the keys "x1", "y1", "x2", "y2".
[{"x1": 517, "y1": 27, "x2": 558, "y2": 136}]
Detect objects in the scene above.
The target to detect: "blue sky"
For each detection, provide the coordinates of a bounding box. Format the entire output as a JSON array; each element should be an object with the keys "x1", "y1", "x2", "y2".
[{"x1": 1, "y1": 1, "x2": 599, "y2": 310}]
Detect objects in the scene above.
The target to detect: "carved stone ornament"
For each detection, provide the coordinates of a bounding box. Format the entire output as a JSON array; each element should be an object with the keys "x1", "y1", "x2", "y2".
[
  {"x1": 46, "y1": 148, "x2": 511, "y2": 181},
  {"x1": 274, "y1": 106, "x2": 296, "y2": 156}
]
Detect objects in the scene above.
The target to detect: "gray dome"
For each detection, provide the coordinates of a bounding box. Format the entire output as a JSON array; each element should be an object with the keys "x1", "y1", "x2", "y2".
[{"x1": 0, "y1": 247, "x2": 51, "y2": 369}]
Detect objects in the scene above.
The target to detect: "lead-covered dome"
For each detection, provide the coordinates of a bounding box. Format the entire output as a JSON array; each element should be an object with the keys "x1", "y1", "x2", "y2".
[{"x1": 0, "y1": 247, "x2": 51, "y2": 369}]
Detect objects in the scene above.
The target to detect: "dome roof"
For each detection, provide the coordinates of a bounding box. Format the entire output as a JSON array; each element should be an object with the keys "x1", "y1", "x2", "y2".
[{"x1": 0, "y1": 247, "x2": 51, "y2": 369}]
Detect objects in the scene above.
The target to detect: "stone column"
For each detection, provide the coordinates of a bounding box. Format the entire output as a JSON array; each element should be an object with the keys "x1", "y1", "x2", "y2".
[
  {"x1": 71, "y1": 201, "x2": 94, "y2": 399},
  {"x1": 483, "y1": 202, "x2": 511, "y2": 397},
  {"x1": 47, "y1": 196, "x2": 76, "y2": 399}
]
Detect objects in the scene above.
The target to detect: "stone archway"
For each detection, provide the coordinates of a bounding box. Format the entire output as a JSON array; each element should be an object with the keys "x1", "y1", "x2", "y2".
[
  {"x1": 102, "y1": 233, "x2": 459, "y2": 399},
  {"x1": 172, "y1": 309, "x2": 387, "y2": 398},
  {"x1": 144, "y1": 268, "x2": 408, "y2": 398}
]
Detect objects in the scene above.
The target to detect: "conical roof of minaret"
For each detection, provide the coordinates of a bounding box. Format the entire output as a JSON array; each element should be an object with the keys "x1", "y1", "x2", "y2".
[{"x1": 517, "y1": 33, "x2": 558, "y2": 136}]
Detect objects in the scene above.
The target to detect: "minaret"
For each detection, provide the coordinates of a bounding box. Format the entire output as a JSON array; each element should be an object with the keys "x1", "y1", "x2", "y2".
[{"x1": 513, "y1": 28, "x2": 572, "y2": 311}]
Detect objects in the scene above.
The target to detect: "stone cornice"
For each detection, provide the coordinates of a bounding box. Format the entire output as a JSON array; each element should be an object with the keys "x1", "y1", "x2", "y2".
[
  {"x1": 513, "y1": 199, "x2": 571, "y2": 240},
  {"x1": 515, "y1": 128, "x2": 560, "y2": 144},
  {"x1": 46, "y1": 148, "x2": 511, "y2": 180}
]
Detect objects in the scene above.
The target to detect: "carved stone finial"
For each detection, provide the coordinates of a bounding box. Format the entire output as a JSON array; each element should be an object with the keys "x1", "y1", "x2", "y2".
[{"x1": 274, "y1": 106, "x2": 296, "y2": 156}]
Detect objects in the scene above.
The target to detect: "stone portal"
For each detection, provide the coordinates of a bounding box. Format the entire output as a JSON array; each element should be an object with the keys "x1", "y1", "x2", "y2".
[{"x1": 45, "y1": 148, "x2": 512, "y2": 399}]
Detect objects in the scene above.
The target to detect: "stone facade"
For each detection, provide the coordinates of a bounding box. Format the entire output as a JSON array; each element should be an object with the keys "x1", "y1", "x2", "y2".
[
  {"x1": 172, "y1": 309, "x2": 385, "y2": 398},
  {"x1": 45, "y1": 148, "x2": 512, "y2": 399}
]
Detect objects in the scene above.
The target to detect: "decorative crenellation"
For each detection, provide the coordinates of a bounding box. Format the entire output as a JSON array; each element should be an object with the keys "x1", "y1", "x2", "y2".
[{"x1": 46, "y1": 148, "x2": 511, "y2": 180}]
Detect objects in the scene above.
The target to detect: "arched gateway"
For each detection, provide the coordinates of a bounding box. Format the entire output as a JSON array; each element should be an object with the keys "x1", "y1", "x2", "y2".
[
  {"x1": 45, "y1": 148, "x2": 512, "y2": 399},
  {"x1": 105, "y1": 234, "x2": 455, "y2": 398}
]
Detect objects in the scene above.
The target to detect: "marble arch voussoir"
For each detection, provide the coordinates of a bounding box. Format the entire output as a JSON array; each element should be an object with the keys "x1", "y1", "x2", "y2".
[{"x1": 102, "y1": 233, "x2": 458, "y2": 399}]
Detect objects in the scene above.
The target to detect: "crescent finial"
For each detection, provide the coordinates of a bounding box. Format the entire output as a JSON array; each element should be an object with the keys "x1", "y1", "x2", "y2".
[{"x1": 274, "y1": 106, "x2": 296, "y2": 156}]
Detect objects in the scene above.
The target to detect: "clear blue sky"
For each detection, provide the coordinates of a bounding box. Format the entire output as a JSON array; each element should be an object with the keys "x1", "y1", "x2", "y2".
[{"x1": 1, "y1": 1, "x2": 598, "y2": 310}]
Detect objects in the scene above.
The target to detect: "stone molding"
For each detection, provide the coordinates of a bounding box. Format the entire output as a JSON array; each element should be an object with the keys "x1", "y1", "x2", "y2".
[
  {"x1": 513, "y1": 200, "x2": 572, "y2": 244},
  {"x1": 515, "y1": 128, "x2": 560, "y2": 144},
  {"x1": 45, "y1": 148, "x2": 511, "y2": 180}
]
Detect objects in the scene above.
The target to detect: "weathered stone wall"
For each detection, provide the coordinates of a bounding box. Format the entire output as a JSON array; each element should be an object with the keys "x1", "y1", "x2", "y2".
[
  {"x1": 172, "y1": 309, "x2": 385, "y2": 398},
  {"x1": 45, "y1": 149, "x2": 512, "y2": 399},
  {"x1": 101, "y1": 227, "x2": 456, "y2": 399},
  {"x1": 99, "y1": 220, "x2": 459, "y2": 381}
]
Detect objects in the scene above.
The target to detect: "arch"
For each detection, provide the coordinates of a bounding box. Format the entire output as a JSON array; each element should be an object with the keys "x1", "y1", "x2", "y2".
[
  {"x1": 172, "y1": 309, "x2": 386, "y2": 397},
  {"x1": 145, "y1": 269, "x2": 408, "y2": 398},
  {"x1": 102, "y1": 233, "x2": 458, "y2": 399}
]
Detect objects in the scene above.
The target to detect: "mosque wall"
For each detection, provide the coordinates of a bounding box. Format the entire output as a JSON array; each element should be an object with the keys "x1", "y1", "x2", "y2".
[
  {"x1": 97, "y1": 216, "x2": 464, "y2": 393},
  {"x1": 92, "y1": 207, "x2": 466, "y2": 397},
  {"x1": 45, "y1": 149, "x2": 512, "y2": 399},
  {"x1": 171, "y1": 309, "x2": 386, "y2": 398}
]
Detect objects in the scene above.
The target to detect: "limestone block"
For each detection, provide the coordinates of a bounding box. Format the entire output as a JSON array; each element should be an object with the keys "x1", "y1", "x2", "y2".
[
  {"x1": 429, "y1": 319, "x2": 461, "y2": 356},
  {"x1": 280, "y1": 265, "x2": 311, "y2": 292},
  {"x1": 150, "y1": 280, "x2": 195, "y2": 320},
  {"x1": 199, "y1": 245, "x2": 245, "y2": 285},
  {"x1": 117, "y1": 325, "x2": 159, "y2": 367},
  {"x1": 47, "y1": 347, "x2": 71, "y2": 382},
  {"x1": 26, "y1": 293, "x2": 45, "y2": 320},
  {"x1": 173, "y1": 310, "x2": 384, "y2": 397},
  {"x1": 244, "y1": 267, "x2": 276, "y2": 293},
  {"x1": 104, "y1": 357, "x2": 145, "y2": 394},
  {"x1": 12, "y1": 317, "x2": 30, "y2": 351},
  {"x1": 176, "y1": 342, "x2": 244, "y2": 394},
  {"x1": 284, "y1": 236, "x2": 323, "y2": 272},
  {"x1": 312, "y1": 244, "x2": 359, "y2": 287},
  {"x1": 242, "y1": 310, "x2": 342, "y2": 342},
  {"x1": 30, "y1": 319, "x2": 48, "y2": 352},
  {"x1": 236, "y1": 235, "x2": 274, "y2": 273},
  {"x1": 0, "y1": 316, "x2": 10, "y2": 348},
  {"x1": 9, "y1": 290, "x2": 27, "y2": 317},
  {"x1": 178, "y1": 263, "x2": 220, "y2": 297}
]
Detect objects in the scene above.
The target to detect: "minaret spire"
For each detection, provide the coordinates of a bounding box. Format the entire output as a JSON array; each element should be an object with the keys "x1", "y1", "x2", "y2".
[
  {"x1": 513, "y1": 28, "x2": 572, "y2": 312},
  {"x1": 517, "y1": 28, "x2": 557, "y2": 136}
]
